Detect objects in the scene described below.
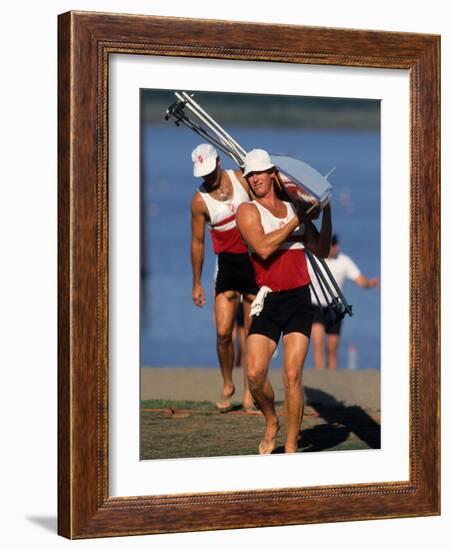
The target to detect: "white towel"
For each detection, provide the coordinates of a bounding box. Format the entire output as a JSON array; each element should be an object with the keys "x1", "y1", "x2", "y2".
[{"x1": 250, "y1": 286, "x2": 272, "y2": 317}]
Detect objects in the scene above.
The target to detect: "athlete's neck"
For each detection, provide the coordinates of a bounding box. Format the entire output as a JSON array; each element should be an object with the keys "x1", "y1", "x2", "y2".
[
  {"x1": 255, "y1": 187, "x2": 290, "y2": 219},
  {"x1": 255, "y1": 186, "x2": 279, "y2": 208},
  {"x1": 204, "y1": 169, "x2": 226, "y2": 192}
]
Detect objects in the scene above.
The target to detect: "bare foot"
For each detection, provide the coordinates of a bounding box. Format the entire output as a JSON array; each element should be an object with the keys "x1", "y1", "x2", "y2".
[
  {"x1": 284, "y1": 445, "x2": 298, "y2": 453},
  {"x1": 258, "y1": 420, "x2": 280, "y2": 455},
  {"x1": 242, "y1": 390, "x2": 258, "y2": 413},
  {"x1": 216, "y1": 383, "x2": 235, "y2": 411},
  {"x1": 242, "y1": 398, "x2": 256, "y2": 412}
]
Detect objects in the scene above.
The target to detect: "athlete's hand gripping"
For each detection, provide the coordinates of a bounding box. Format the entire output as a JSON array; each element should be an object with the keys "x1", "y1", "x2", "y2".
[{"x1": 294, "y1": 198, "x2": 321, "y2": 223}]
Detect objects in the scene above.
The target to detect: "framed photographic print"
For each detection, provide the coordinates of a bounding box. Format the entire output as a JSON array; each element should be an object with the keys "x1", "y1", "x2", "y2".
[
  {"x1": 58, "y1": 11, "x2": 440, "y2": 538},
  {"x1": 138, "y1": 88, "x2": 382, "y2": 462}
]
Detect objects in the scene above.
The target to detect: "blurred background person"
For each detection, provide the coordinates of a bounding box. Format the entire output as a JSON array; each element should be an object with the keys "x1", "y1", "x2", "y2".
[{"x1": 309, "y1": 234, "x2": 379, "y2": 370}]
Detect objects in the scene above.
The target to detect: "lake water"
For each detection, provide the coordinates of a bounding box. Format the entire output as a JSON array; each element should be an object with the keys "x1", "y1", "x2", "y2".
[{"x1": 140, "y1": 124, "x2": 380, "y2": 369}]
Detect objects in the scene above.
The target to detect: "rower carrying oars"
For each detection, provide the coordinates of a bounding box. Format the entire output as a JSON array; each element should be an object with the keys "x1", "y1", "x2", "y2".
[{"x1": 165, "y1": 91, "x2": 353, "y2": 324}]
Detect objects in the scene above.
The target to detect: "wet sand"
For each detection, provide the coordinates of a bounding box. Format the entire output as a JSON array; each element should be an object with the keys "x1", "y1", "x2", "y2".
[{"x1": 141, "y1": 367, "x2": 380, "y2": 410}]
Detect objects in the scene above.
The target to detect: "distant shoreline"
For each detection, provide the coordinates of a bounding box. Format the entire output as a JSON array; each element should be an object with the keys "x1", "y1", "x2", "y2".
[{"x1": 142, "y1": 90, "x2": 380, "y2": 130}]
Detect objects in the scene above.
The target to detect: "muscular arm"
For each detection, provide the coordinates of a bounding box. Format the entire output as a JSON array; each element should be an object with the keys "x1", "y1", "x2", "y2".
[
  {"x1": 303, "y1": 203, "x2": 332, "y2": 258},
  {"x1": 236, "y1": 203, "x2": 299, "y2": 260},
  {"x1": 191, "y1": 194, "x2": 207, "y2": 306}
]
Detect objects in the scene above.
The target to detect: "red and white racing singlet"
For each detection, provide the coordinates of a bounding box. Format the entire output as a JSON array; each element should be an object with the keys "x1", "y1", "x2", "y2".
[
  {"x1": 198, "y1": 170, "x2": 249, "y2": 254},
  {"x1": 250, "y1": 201, "x2": 311, "y2": 291}
]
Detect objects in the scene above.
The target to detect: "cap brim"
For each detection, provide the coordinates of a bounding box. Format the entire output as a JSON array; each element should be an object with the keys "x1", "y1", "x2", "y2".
[
  {"x1": 193, "y1": 157, "x2": 217, "y2": 177},
  {"x1": 242, "y1": 162, "x2": 275, "y2": 177}
]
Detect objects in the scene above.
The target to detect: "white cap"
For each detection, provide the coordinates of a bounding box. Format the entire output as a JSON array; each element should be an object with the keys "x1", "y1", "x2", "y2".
[
  {"x1": 242, "y1": 149, "x2": 275, "y2": 177},
  {"x1": 191, "y1": 143, "x2": 218, "y2": 177}
]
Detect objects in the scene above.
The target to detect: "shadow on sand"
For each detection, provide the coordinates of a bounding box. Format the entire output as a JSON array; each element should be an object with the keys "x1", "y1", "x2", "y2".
[{"x1": 274, "y1": 386, "x2": 380, "y2": 453}]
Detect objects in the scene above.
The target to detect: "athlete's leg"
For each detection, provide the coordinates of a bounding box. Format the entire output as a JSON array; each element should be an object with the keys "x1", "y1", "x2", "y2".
[
  {"x1": 247, "y1": 333, "x2": 279, "y2": 454},
  {"x1": 241, "y1": 294, "x2": 255, "y2": 410},
  {"x1": 326, "y1": 334, "x2": 340, "y2": 370},
  {"x1": 232, "y1": 322, "x2": 241, "y2": 366},
  {"x1": 311, "y1": 322, "x2": 326, "y2": 370},
  {"x1": 282, "y1": 332, "x2": 310, "y2": 453},
  {"x1": 214, "y1": 290, "x2": 240, "y2": 408}
]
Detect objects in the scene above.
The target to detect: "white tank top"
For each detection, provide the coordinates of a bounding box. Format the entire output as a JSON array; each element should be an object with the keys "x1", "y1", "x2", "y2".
[
  {"x1": 253, "y1": 201, "x2": 305, "y2": 249},
  {"x1": 198, "y1": 170, "x2": 249, "y2": 231}
]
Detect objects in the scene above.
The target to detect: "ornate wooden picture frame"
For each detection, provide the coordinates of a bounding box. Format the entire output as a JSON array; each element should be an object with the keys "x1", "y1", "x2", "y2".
[{"x1": 58, "y1": 11, "x2": 440, "y2": 538}]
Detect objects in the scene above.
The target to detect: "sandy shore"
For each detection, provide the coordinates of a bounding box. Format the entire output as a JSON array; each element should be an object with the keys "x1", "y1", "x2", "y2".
[{"x1": 141, "y1": 367, "x2": 380, "y2": 410}]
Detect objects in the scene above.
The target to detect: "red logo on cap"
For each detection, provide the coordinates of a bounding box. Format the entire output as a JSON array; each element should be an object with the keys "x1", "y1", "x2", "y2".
[{"x1": 197, "y1": 155, "x2": 203, "y2": 163}]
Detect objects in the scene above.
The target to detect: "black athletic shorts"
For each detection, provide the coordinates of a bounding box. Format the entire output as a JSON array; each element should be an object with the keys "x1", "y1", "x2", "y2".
[
  {"x1": 312, "y1": 304, "x2": 343, "y2": 335},
  {"x1": 215, "y1": 252, "x2": 258, "y2": 296},
  {"x1": 248, "y1": 285, "x2": 313, "y2": 344}
]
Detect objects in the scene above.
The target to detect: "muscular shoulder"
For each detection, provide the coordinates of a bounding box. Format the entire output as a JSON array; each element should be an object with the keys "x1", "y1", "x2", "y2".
[
  {"x1": 237, "y1": 201, "x2": 257, "y2": 214},
  {"x1": 191, "y1": 191, "x2": 207, "y2": 216},
  {"x1": 236, "y1": 202, "x2": 258, "y2": 224}
]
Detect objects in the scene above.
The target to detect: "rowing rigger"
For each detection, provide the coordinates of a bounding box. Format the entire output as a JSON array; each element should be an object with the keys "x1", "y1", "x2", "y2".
[{"x1": 165, "y1": 91, "x2": 353, "y2": 322}]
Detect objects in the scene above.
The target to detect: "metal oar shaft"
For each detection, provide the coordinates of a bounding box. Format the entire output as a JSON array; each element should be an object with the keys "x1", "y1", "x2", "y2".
[
  {"x1": 175, "y1": 94, "x2": 245, "y2": 163},
  {"x1": 317, "y1": 257, "x2": 353, "y2": 316},
  {"x1": 181, "y1": 92, "x2": 248, "y2": 158},
  {"x1": 166, "y1": 95, "x2": 245, "y2": 164},
  {"x1": 307, "y1": 249, "x2": 353, "y2": 316},
  {"x1": 176, "y1": 115, "x2": 244, "y2": 165},
  {"x1": 309, "y1": 278, "x2": 323, "y2": 310},
  {"x1": 175, "y1": 93, "x2": 237, "y2": 151},
  {"x1": 305, "y1": 249, "x2": 337, "y2": 305}
]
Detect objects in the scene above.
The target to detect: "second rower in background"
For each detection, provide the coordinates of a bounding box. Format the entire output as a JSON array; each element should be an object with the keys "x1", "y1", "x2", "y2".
[{"x1": 191, "y1": 143, "x2": 257, "y2": 410}]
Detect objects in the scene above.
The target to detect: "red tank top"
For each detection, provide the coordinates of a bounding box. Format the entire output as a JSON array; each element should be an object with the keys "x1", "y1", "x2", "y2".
[{"x1": 250, "y1": 201, "x2": 310, "y2": 291}]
